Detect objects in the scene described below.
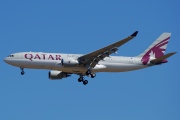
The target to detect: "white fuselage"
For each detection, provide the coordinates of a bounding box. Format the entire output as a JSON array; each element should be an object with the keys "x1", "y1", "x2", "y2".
[{"x1": 4, "y1": 52, "x2": 151, "y2": 75}]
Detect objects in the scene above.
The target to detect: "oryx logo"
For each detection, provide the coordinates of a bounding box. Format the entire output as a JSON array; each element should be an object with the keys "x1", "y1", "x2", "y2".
[{"x1": 141, "y1": 37, "x2": 170, "y2": 65}]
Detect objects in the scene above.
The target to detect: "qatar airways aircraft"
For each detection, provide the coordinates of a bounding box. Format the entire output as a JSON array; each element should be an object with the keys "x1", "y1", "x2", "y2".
[{"x1": 4, "y1": 31, "x2": 176, "y2": 85}]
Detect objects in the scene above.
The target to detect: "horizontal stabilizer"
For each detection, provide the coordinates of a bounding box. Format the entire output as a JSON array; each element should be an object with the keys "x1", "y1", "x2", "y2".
[{"x1": 150, "y1": 52, "x2": 177, "y2": 64}]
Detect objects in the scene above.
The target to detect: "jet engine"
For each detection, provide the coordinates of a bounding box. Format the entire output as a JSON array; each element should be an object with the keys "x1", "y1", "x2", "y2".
[
  {"x1": 61, "y1": 59, "x2": 79, "y2": 67},
  {"x1": 49, "y1": 71, "x2": 70, "y2": 80}
]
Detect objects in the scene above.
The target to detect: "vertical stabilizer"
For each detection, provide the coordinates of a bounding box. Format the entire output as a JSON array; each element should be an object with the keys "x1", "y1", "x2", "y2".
[{"x1": 138, "y1": 33, "x2": 171, "y2": 65}]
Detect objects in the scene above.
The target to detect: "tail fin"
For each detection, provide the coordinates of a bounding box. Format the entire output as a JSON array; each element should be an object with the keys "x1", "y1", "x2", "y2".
[{"x1": 138, "y1": 33, "x2": 171, "y2": 65}]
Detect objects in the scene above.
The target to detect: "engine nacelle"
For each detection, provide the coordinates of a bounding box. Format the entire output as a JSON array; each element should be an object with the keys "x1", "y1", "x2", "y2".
[
  {"x1": 61, "y1": 59, "x2": 79, "y2": 67},
  {"x1": 49, "y1": 71, "x2": 69, "y2": 80}
]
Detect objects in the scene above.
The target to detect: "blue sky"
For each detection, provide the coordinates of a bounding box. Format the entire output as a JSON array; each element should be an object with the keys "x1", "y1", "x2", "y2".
[{"x1": 0, "y1": 0, "x2": 180, "y2": 120}]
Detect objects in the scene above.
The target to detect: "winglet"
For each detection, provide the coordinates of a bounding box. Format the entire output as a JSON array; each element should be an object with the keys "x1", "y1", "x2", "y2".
[{"x1": 131, "y1": 31, "x2": 138, "y2": 37}]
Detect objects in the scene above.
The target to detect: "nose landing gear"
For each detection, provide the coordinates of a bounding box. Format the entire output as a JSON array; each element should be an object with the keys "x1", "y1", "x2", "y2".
[{"x1": 20, "y1": 68, "x2": 25, "y2": 75}]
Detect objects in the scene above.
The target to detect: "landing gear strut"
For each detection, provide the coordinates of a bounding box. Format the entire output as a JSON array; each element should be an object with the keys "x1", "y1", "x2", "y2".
[{"x1": 20, "y1": 67, "x2": 25, "y2": 75}]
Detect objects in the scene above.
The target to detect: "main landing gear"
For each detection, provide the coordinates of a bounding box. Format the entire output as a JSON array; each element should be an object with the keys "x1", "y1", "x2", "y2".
[
  {"x1": 78, "y1": 76, "x2": 89, "y2": 85},
  {"x1": 20, "y1": 67, "x2": 25, "y2": 75},
  {"x1": 78, "y1": 70, "x2": 96, "y2": 85},
  {"x1": 86, "y1": 69, "x2": 96, "y2": 78}
]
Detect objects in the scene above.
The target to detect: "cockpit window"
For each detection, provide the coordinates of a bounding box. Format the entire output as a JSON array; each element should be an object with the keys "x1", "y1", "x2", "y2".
[{"x1": 8, "y1": 55, "x2": 14, "y2": 57}]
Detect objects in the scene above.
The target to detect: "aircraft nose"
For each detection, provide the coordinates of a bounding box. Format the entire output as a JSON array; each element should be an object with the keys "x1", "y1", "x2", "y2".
[
  {"x1": 3, "y1": 57, "x2": 9, "y2": 63},
  {"x1": 3, "y1": 56, "x2": 17, "y2": 66}
]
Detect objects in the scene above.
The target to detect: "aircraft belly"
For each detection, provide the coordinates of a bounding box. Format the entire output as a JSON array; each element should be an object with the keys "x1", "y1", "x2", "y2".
[
  {"x1": 51, "y1": 66, "x2": 86, "y2": 74},
  {"x1": 51, "y1": 64, "x2": 108, "y2": 74},
  {"x1": 50, "y1": 63, "x2": 147, "y2": 73},
  {"x1": 102, "y1": 62, "x2": 147, "y2": 72}
]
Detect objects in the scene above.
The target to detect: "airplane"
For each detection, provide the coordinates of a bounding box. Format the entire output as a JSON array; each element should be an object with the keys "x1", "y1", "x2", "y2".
[{"x1": 3, "y1": 31, "x2": 176, "y2": 85}]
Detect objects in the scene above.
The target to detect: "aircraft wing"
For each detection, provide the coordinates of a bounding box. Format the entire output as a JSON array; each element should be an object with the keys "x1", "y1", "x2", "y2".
[{"x1": 78, "y1": 31, "x2": 138, "y2": 68}]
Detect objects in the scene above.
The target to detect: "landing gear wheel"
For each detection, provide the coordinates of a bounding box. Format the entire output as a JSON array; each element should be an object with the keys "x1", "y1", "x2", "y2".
[
  {"x1": 21, "y1": 71, "x2": 25, "y2": 75},
  {"x1": 86, "y1": 70, "x2": 91, "y2": 75},
  {"x1": 90, "y1": 73, "x2": 96, "y2": 78},
  {"x1": 83, "y1": 80, "x2": 88, "y2": 85},
  {"x1": 78, "y1": 77, "x2": 83, "y2": 82}
]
